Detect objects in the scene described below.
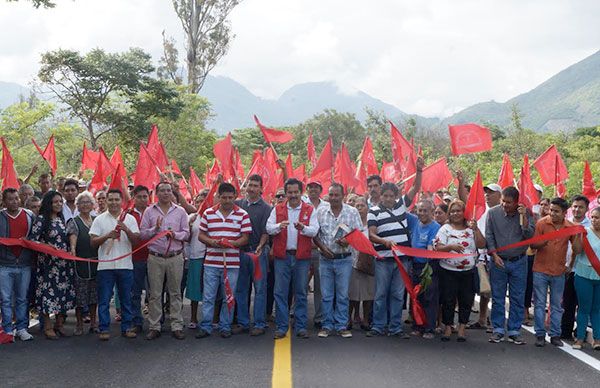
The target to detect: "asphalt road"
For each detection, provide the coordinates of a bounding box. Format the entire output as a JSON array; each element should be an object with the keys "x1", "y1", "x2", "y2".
[{"x1": 2, "y1": 301, "x2": 600, "y2": 388}]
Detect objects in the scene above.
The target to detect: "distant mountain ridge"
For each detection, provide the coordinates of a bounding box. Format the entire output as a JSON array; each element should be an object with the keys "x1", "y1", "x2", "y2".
[
  {"x1": 442, "y1": 50, "x2": 600, "y2": 132},
  {"x1": 1, "y1": 50, "x2": 599, "y2": 133}
]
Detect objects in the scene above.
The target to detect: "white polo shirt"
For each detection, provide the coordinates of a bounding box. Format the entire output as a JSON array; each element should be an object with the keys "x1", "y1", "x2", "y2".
[{"x1": 89, "y1": 211, "x2": 139, "y2": 271}]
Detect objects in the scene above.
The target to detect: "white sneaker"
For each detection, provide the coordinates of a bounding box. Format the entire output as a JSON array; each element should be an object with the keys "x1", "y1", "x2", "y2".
[{"x1": 15, "y1": 329, "x2": 33, "y2": 341}]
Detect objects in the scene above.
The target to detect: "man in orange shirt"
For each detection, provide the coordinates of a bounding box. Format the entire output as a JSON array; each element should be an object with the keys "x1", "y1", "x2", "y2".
[{"x1": 530, "y1": 197, "x2": 582, "y2": 347}]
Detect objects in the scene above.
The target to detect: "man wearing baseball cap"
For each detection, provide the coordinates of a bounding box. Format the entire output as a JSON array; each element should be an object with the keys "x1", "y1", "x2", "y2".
[{"x1": 304, "y1": 180, "x2": 329, "y2": 329}]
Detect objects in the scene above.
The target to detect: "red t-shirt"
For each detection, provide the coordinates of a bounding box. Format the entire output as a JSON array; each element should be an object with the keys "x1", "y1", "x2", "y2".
[
  {"x1": 8, "y1": 210, "x2": 28, "y2": 257},
  {"x1": 129, "y1": 208, "x2": 149, "y2": 262}
]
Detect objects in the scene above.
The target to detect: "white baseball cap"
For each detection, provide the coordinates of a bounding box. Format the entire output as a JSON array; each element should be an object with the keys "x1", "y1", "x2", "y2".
[
  {"x1": 533, "y1": 184, "x2": 544, "y2": 193},
  {"x1": 484, "y1": 183, "x2": 502, "y2": 193}
]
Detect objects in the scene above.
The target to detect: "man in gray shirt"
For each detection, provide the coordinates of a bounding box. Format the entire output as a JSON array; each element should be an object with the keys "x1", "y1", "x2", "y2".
[{"x1": 485, "y1": 186, "x2": 535, "y2": 345}]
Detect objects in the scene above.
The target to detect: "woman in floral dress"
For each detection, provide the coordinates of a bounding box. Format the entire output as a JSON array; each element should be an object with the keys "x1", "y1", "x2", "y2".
[
  {"x1": 434, "y1": 199, "x2": 486, "y2": 342},
  {"x1": 30, "y1": 191, "x2": 76, "y2": 340}
]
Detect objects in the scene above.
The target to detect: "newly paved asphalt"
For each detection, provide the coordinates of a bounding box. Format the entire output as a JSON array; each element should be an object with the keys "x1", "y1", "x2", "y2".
[{"x1": 2, "y1": 301, "x2": 600, "y2": 388}]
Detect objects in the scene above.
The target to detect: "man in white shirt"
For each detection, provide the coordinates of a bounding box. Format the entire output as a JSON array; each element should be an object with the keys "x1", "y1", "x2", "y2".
[
  {"x1": 267, "y1": 178, "x2": 319, "y2": 339},
  {"x1": 90, "y1": 189, "x2": 140, "y2": 341}
]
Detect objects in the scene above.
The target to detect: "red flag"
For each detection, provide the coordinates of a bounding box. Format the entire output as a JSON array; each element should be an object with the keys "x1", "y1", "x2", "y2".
[
  {"x1": 146, "y1": 124, "x2": 169, "y2": 171},
  {"x1": 532, "y1": 145, "x2": 568, "y2": 186},
  {"x1": 357, "y1": 137, "x2": 379, "y2": 176},
  {"x1": 178, "y1": 178, "x2": 192, "y2": 202},
  {"x1": 334, "y1": 143, "x2": 359, "y2": 192},
  {"x1": 448, "y1": 123, "x2": 493, "y2": 155},
  {"x1": 583, "y1": 161, "x2": 596, "y2": 202},
  {"x1": 197, "y1": 179, "x2": 220, "y2": 215},
  {"x1": 189, "y1": 167, "x2": 204, "y2": 197},
  {"x1": 403, "y1": 158, "x2": 453, "y2": 194},
  {"x1": 133, "y1": 143, "x2": 160, "y2": 190},
  {"x1": 464, "y1": 170, "x2": 486, "y2": 221},
  {"x1": 234, "y1": 148, "x2": 245, "y2": 179},
  {"x1": 108, "y1": 163, "x2": 123, "y2": 190},
  {"x1": 311, "y1": 135, "x2": 334, "y2": 179},
  {"x1": 380, "y1": 161, "x2": 399, "y2": 183},
  {"x1": 293, "y1": 164, "x2": 306, "y2": 184},
  {"x1": 354, "y1": 162, "x2": 368, "y2": 195},
  {"x1": 170, "y1": 159, "x2": 183, "y2": 176},
  {"x1": 285, "y1": 153, "x2": 294, "y2": 178},
  {"x1": 1, "y1": 138, "x2": 19, "y2": 190},
  {"x1": 254, "y1": 115, "x2": 293, "y2": 144},
  {"x1": 80, "y1": 142, "x2": 99, "y2": 172},
  {"x1": 497, "y1": 153, "x2": 515, "y2": 188},
  {"x1": 517, "y1": 154, "x2": 539, "y2": 211},
  {"x1": 390, "y1": 121, "x2": 415, "y2": 178},
  {"x1": 205, "y1": 160, "x2": 221, "y2": 186},
  {"x1": 32, "y1": 135, "x2": 57, "y2": 175},
  {"x1": 213, "y1": 133, "x2": 235, "y2": 180},
  {"x1": 89, "y1": 154, "x2": 109, "y2": 194},
  {"x1": 109, "y1": 146, "x2": 128, "y2": 187},
  {"x1": 307, "y1": 131, "x2": 317, "y2": 168},
  {"x1": 264, "y1": 147, "x2": 283, "y2": 197}
]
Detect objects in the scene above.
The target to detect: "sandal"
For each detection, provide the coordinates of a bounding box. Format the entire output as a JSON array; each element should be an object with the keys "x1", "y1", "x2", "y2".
[
  {"x1": 44, "y1": 329, "x2": 59, "y2": 340},
  {"x1": 457, "y1": 336, "x2": 467, "y2": 342},
  {"x1": 187, "y1": 322, "x2": 198, "y2": 329},
  {"x1": 89, "y1": 326, "x2": 100, "y2": 334},
  {"x1": 115, "y1": 313, "x2": 122, "y2": 322},
  {"x1": 74, "y1": 326, "x2": 84, "y2": 336},
  {"x1": 441, "y1": 335, "x2": 451, "y2": 342},
  {"x1": 54, "y1": 328, "x2": 71, "y2": 337},
  {"x1": 466, "y1": 321, "x2": 486, "y2": 330}
]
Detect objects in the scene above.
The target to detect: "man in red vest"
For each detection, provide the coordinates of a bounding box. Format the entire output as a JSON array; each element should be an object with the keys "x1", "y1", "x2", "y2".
[{"x1": 267, "y1": 178, "x2": 319, "y2": 339}]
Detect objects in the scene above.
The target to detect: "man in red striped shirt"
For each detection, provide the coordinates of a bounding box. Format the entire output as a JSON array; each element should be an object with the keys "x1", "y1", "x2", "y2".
[{"x1": 196, "y1": 183, "x2": 251, "y2": 338}]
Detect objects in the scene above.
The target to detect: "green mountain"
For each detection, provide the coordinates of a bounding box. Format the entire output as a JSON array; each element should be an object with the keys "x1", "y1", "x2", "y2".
[{"x1": 443, "y1": 50, "x2": 600, "y2": 132}]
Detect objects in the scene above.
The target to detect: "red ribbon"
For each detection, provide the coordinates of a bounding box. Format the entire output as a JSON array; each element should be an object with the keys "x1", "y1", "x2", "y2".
[
  {"x1": 217, "y1": 238, "x2": 262, "y2": 280},
  {"x1": 0, "y1": 231, "x2": 170, "y2": 263},
  {"x1": 391, "y1": 250, "x2": 427, "y2": 326}
]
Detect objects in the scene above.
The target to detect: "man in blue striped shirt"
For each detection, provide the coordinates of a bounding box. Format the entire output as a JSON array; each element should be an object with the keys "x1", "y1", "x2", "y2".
[{"x1": 366, "y1": 158, "x2": 423, "y2": 337}]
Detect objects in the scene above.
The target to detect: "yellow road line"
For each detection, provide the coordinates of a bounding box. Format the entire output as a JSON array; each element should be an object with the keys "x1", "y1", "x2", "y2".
[{"x1": 272, "y1": 334, "x2": 293, "y2": 388}]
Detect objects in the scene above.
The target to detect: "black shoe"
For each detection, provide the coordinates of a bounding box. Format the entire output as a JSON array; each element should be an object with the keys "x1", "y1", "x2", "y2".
[
  {"x1": 220, "y1": 331, "x2": 232, "y2": 338},
  {"x1": 550, "y1": 336, "x2": 563, "y2": 347},
  {"x1": 441, "y1": 335, "x2": 451, "y2": 342},
  {"x1": 488, "y1": 333, "x2": 504, "y2": 343},
  {"x1": 274, "y1": 331, "x2": 286, "y2": 339},
  {"x1": 456, "y1": 336, "x2": 467, "y2": 342},
  {"x1": 389, "y1": 331, "x2": 410, "y2": 339},
  {"x1": 195, "y1": 329, "x2": 210, "y2": 339},
  {"x1": 296, "y1": 330, "x2": 309, "y2": 339},
  {"x1": 507, "y1": 335, "x2": 526, "y2": 345},
  {"x1": 366, "y1": 330, "x2": 384, "y2": 337},
  {"x1": 535, "y1": 336, "x2": 546, "y2": 347}
]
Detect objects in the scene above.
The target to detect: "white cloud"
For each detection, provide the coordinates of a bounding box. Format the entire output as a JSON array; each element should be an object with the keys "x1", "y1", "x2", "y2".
[{"x1": 0, "y1": 0, "x2": 599, "y2": 117}]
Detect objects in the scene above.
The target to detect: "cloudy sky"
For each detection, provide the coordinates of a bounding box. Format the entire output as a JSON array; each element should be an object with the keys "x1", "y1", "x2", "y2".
[{"x1": 0, "y1": 0, "x2": 598, "y2": 117}]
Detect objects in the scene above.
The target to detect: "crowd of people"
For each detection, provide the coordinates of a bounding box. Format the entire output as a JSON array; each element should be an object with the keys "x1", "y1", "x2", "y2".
[{"x1": 1, "y1": 159, "x2": 600, "y2": 351}]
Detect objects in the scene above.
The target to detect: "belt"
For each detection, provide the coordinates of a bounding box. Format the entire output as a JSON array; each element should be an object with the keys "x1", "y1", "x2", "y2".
[
  {"x1": 330, "y1": 253, "x2": 352, "y2": 260},
  {"x1": 286, "y1": 249, "x2": 297, "y2": 255},
  {"x1": 505, "y1": 255, "x2": 524, "y2": 262},
  {"x1": 150, "y1": 249, "x2": 183, "y2": 258}
]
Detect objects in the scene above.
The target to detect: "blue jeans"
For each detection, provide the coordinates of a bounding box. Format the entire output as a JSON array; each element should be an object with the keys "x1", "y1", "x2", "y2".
[
  {"x1": 235, "y1": 251, "x2": 268, "y2": 329},
  {"x1": 574, "y1": 275, "x2": 600, "y2": 340},
  {"x1": 199, "y1": 266, "x2": 239, "y2": 333},
  {"x1": 490, "y1": 255, "x2": 527, "y2": 336},
  {"x1": 372, "y1": 259, "x2": 408, "y2": 335},
  {"x1": 533, "y1": 271, "x2": 565, "y2": 337},
  {"x1": 130, "y1": 261, "x2": 147, "y2": 327},
  {"x1": 97, "y1": 269, "x2": 134, "y2": 333},
  {"x1": 319, "y1": 256, "x2": 353, "y2": 331},
  {"x1": 0, "y1": 266, "x2": 31, "y2": 332},
  {"x1": 274, "y1": 254, "x2": 310, "y2": 334}
]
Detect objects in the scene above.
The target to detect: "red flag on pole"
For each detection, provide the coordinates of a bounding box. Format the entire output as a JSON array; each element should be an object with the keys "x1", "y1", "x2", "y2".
[
  {"x1": 380, "y1": 161, "x2": 399, "y2": 183},
  {"x1": 110, "y1": 146, "x2": 128, "y2": 187},
  {"x1": 32, "y1": 135, "x2": 57, "y2": 175},
  {"x1": 146, "y1": 124, "x2": 169, "y2": 171},
  {"x1": 205, "y1": 160, "x2": 221, "y2": 186},
  {"x1": 80, "y1": 142, "x2": 99, "y2": 172},
  {"x1": 285, "y1": 153, "x2": 294, "y2": 178},
  {"x1": 498, "y1": 153, "x2": 515, "y2": 188},
  {"x1": 89, "y1": 154, "x2": 109, "y2": 195},
  {"x1": 517, "y1": 154, "x2": 539, "y2": 211},
  {"x1": 108, "y1": 163, "x2": 126, "y2": 191},
  {"x1": 213, "y1": 133, "x2": 235, "y2": 180},
  {"x1": 1, "y1": 138, "x2": 19, "y2": 190},
  {"x1": 307, "y1": 131, "x2": 317, "y2": 168},
  {"x1": 448, "y1": 123, "x2": 493, "y2": 155},
  {"x1": 464, "y1": 170, "x2": 486, "y2": 221},
  {"x1": 254, "y1": 115, "x2": 294, "y2": 144},
  {"x1": 133, "y1": 143, "x2": 160, "y2": 190},
  {"x1": 403, "y1": 158, "x2": 453, "y2": 194},
  {"x1": 357, "y1": 136, "x2": 379, "y2": 176},
  {"x1": 311, "y1": 135, "x2": 334, "y2": 179},
  {"x1": 334, "y1": 143, "x2": 359, "y2": 192},
  {"x1": 170, "y1": 159, "x2": 183, "y2": 176},
  {"x1": 532, "y1": 145, "x2": 568, "y2": 186},
  {"x1": 234, "y1": 148, "x2": 245, "y2": 179},
  {"x1": 189, "y1": 167, "x2": 204, "y2": 197},
  {"x1": 390, "y1": 121, "x2": 415, "y2": 178},
  {"x1": 583, "y1": 161, "x2": 596, "y2": 202},
  {"x1": 293, "y1": 164, "x2": 307, "y2": 184}
]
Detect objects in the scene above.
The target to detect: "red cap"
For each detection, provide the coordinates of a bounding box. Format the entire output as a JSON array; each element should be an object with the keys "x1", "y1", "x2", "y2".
[{"x1": 307, "y1": 180, "x2": 322, "y2": 188}]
